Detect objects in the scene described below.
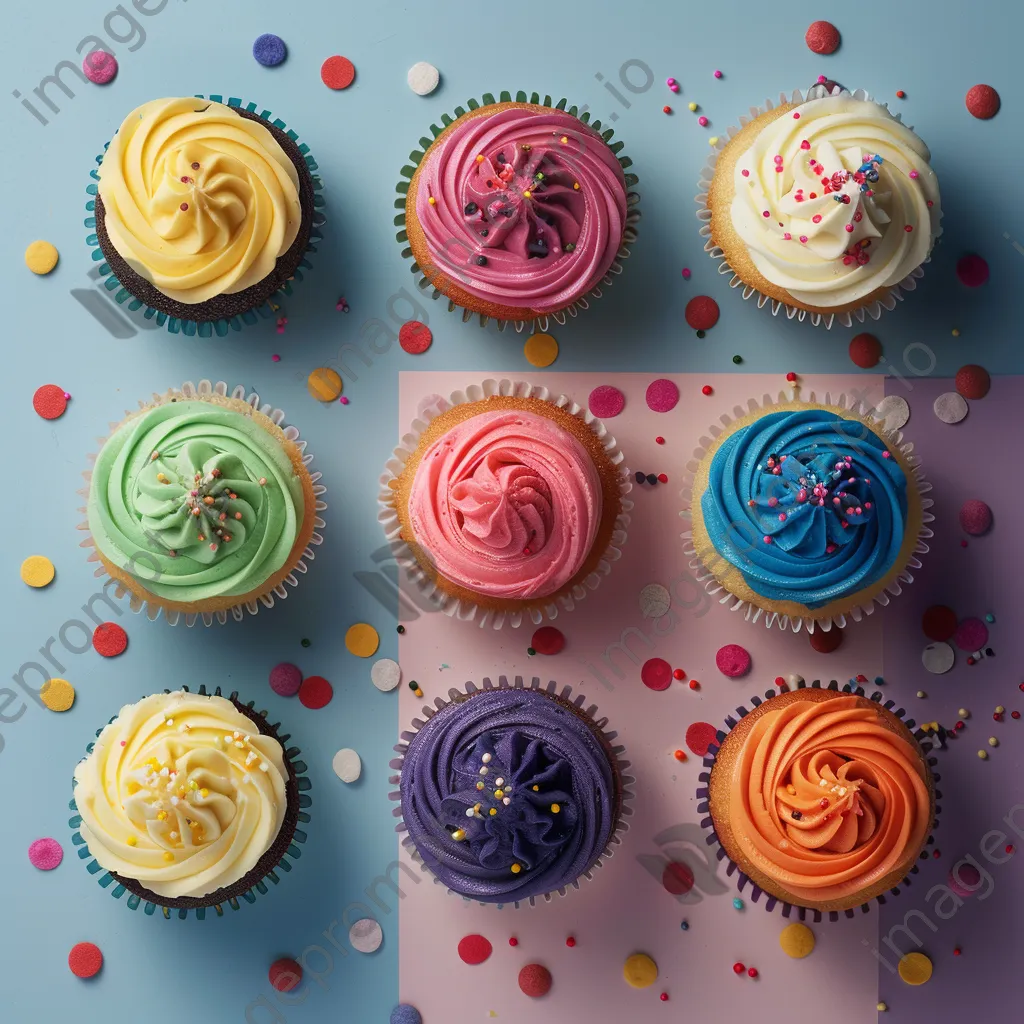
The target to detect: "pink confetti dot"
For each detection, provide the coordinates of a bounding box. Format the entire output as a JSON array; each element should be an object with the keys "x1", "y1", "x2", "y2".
[
  {"x1": 954, "y1": 617, "x2": 989, "y2": 653},
  {"x1": 82, "y1": 50, "x2": 118, "y2": 84},
  {"x1": 715, "y1": 644, "x2": 751, "y2": 678},
  {"x1": 685, "y1": 721, "x2": 718, "y2": 756},
  {"x1": 588, "y1": 384, "x2": 625, "y2": 418},
  {"x1": 269, "y1": 662, "x2": 303, "y2": 697},
  {"x1": 28, "y1": 838, "x2": 64, "y2": 871},
  {"x1": 646, "y1": 378, "x2": 680, "y2": 413},
  {"x1": 641, "y1": 657, "x2": 674, "y2": 691}
]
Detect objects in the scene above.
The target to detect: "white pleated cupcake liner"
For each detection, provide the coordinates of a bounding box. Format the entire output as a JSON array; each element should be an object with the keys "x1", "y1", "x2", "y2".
[
  {"x1": 679, "y1": 388, "x2": 934, "y2": 633},
  {"x1": 388, "y1": 674, "x2": 635, "y2": 909},
  {"x1": 77, "y1": 379, "x2": 327, "y2": 627},
  {"x1": 378, "y1": 378, "x2": 633, "y2": 630},
  {"x1": 695, "y1": 83, "x2": 943, "y2": 330}
]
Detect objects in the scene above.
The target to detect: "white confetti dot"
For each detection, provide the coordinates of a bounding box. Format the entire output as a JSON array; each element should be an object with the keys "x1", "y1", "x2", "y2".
[
  {"x1": 638, "y1": 583, "x2": 672, "y2": 620},
  {"x1": 874, "y1": 395, "x2": 910, "y2": 431},
  {"x1": 407, "y1": 61, "x2": 440, "y2": 96},
  {"x1": 922, "y1": 641, "x2": 955, "y2": 675},
  {"x1": 349, "y1": 918, "x2": 383, "y2": 954},
  {"x1": 933, "y1": 392, "x2": 968, "y2": 424},
  {"x1": 332, "y1": 748, "x2": 362, "y2": 783},
  {"x1": 370, "y1": 658, "x2": 402, "y2": 692}
]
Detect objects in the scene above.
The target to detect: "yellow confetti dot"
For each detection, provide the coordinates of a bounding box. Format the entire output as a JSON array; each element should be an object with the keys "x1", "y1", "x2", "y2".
[
  {"x1": 25, "y1": 240, "x2": 59, "y2": 275},
  {"x1": 623, "y1": 953, "x2": 658, "y2": 989},
  {"x1": 898, "y1": 951, "x2": 933, "y2": 986},
  {"x1": 157, "y1": 811, "x2": 167, "y2": 821},
  {"x1": 307, "y1": 367, "x2": 343, "y2": 402},
  {"x1": 21, "y1": 555, "x2": 55, "y2": 588},
  {"x1": 345, "y1": 622, "x2": 380, "y2": 658},
  {"x1": 524, "y1": 332, "x2": 559, "y2": 368},
  {"x1": 40, "y1": 678, "x2": 75, "y2": 712},
  {"x1": 786, "y1": 784, "x2": 797, "y2": 795},
  {"x1": 126, "y1": 836, "x2": 137, "y2": 847},
  {"x1": 951, "y1": 328, "x2": 960, "y2": 337},
  {"x1": 779, "y1": 922, "x2": 816, "y2": 959},
  {"x1": 452, "y1": 829, "x2": 466, "y2": 841},
  {"x1": 475, "y1": 154, "x2": 484, "y2": 163}
]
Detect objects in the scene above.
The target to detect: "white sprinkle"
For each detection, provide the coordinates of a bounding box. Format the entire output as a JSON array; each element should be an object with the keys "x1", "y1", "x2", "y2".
[
  {"x1": 495, "y1": 778, "x2": 505, "y2": 787},
  {"x1": 169, "y1": 831, "x2": 179, "y2": 840},
  {"x1": 839, "y1": 787, "x2": 847, "y2": 796},
  {"x1": 479, "y1": 766, "x2": 488, "y2": 775},
  {"x1": 233, "y1": 732, "x2": 241, "y2": 739},
  {"x1": 503, "y1": 798, "x2": 511, "y2": 806},
  {"x1": 482, "y1": 753, "x2": 492, "y2": 764},
  {"x1": 159, "y1": 767, "x2": 170, "y2": 777},
  {"x1": 243, "y1": 774, "x2": 252, "y2": 784},
  {"x1": 234, "y1": 741, "x2": 245, "y2": 748},
  {"x1": 245, "y1": 752, "x2": 257, "y2": 765},
  {"x1": 170, "y1": 796, "x2": 179, "y2": 806},
  {"x1": 259, "y1": 762, "x2": 269, "y2": 772},
  {"x1": 465, "y1": 808, "x2": 475, "y2": 818},
  {"x1": 177, "y1": 724, "x2": 187, "y2": 733},
  {"x1": 819, "y1": 779, "x2": 828, "y2": 787}
]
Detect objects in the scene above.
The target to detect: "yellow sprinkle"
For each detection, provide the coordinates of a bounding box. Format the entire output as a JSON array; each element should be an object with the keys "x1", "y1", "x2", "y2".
[
  {"x1": 786, "y1": 784, "x2": 797, "y2": 795},
  {"x1": 951, "y1": 328, "x2": 960, "y2": 337},
  {"x1": 494, "y1": 790, "x2": 504, "y2": 799},
  {"x1": 40, "y1": 678, "x2": 75, "y2": 712},
  {"x1": 996, "y1": 705, "x2": 1006, "y2": 714},
  {"x1": 475, "y1": 154, "x2": 484, "y2": 163},
  {"x1": 511, "y1": 863, "x2": 522, "y2": 874},
  {"x1": 25, "y1": 240, "x2": 59, "y2": 275},
  {"x1": 163, "y1": 851, "x2": 174, "y2": 862},
  {"x1": 157, "y1": 811, "x2": 168, "y2": 821},
  {"x1": 452, "y1": 829, "x2": 466, "y2": 841},
  {"x1": 877, "y1": 1003, "x2": 888, "y2": 1012},
  {"x1": 550, "y1": 803, "x2": 561, "y2": 814},
  {"x1": 709, "y1": 136, "x2": 720, "y2": 146},
  {"x1": 427, "y1": 196, "x2": 436, "y2": 205},
  {"x1": 476, "y1": 781, "x2": 485, "y2": 791},
  {"x1": 989, "y1": 737, "x2": 999, "y2": 747},
  {"x1": 489, "y1": 808, "x2": 497, "y2": 816},
  {"x1": 523, "y1": 189, "x2": 532, "y2": 199},
  {"x1": 688, "y1": 102, "x2": 697, "y2": 112},
  {"x1": 126, "y1": 782, "x2": 140, "y2": 795},
  {"x1": 20, "y1": 555, "x2": 55, "y2": 588},
  {"x1": 559, "y1": 135, "x2": 568, "y2": 144},
  {"x1": 200, "y1": 788, "x2": 208, "y2": 798},
  {"x1": 532, "y1": 785, "x2": 539, "y2": 792},
  {"x1": 189, "y1": 780, "x2": 198, "y2": 790},
  {"x1": 572, "y1": 182, "x2": 580, "y2": 190},
  {"x1": 156, "y1": 473, "x2": 168, "y2": 483},
  {"x1": 126, "y1": 836, "x2": 137, "y2": 847},
  {"x1": 177, "y1": 787, "x2": 186, "y2": 797},
  {"x1": 978, "y1": 750, "x2": 989, "y2": 759},
  {"x1": 473, "y1": 803, "x2": 481, "y2": 813}
]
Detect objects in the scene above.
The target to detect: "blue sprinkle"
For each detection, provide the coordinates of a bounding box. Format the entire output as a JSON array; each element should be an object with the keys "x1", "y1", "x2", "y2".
[
  {"x1": 732, "y1": 897, "x2": 744, "y2": 910},
  {"x1": 390, "y1": 1006, "x2": 422, "y2": 1024},
  {"x1": 252, "y1": 33, "x2": 287, "y2": 67},
  {"x1": 680, "y1": 920, "x2": 689, "y2": 931},
  {"x1": 875, "y1": 676, "x2": 885, "y2": 685},
  {"x1": 985, "y1": 613, "x2": 995, "y2": 623}
]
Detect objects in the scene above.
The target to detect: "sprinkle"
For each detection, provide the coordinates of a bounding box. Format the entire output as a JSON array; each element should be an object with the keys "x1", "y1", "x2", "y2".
[
  {"x1": 702, "y1": 385, "x2": 713, "y2": 396},
  {"x1": 988, "y1": 737, "x2": 999, "y2": 747},
  {"x1": 978, "y1": 750, "x2": 989, "y2": 760},
  {"x1": 896, "y1": 90, "x2": 906, "y2": 99},
  {"x1": 321, "y1": 55, "x2": 356, "y2": 90},
  {"x1": 698, "y1": 115, "x2": 708, "y2": 126},
  {"x1": 408, "y1": 680, "x2": 424, "y2": 698},
  {"x1": 550, "y1": 803, "x2": 561, "y2": 814},
  {"x1": 713, "y1": 70, "x2": 723, "y2": 78},
  {"x1": 663, "y1": 105, "x2": 672, "y2": 114},
  {"x1": 732, "y1": 897, "x2": 744, "y2": 910},
  {"x1": 709, "y1": 136, "x2": 719, "y2": 146},
  {"x1": 511, "y1": 863, "x2": 522, "y2": 874},
  {"x1": 673, "y1": 749, "x2": 687, "y2": 762}
]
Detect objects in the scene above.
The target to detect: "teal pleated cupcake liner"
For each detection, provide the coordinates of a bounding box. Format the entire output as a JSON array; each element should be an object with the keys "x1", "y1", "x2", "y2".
[
  {"x1": 84, "y1": 95, "x2": 326, "y2": 337},
  {"x1": 394, "y1": 90, "x2": 641, "y2": 333},
  {"x1": 68, "y1": 685, "x2": 312, "y2": 920}
]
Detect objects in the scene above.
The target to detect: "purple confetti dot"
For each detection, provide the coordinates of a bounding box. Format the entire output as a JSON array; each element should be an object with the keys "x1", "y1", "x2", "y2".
[
  {"x1": 269, "y1": 662, "x2": 303, "y2": 697},
  {"x1": 253, "y1": 33, "x2": 287, "y2": 67}
]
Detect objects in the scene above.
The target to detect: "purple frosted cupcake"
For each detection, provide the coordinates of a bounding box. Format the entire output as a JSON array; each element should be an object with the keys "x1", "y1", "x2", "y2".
[{"x1": 393, "y1": 679, "x2": 629, "y2": 906}]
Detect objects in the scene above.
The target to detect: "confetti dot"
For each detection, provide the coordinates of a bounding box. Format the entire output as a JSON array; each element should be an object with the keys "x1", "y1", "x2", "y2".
[
  {"x1": 954, "y1": 617, "x2": 988, "y2": 652},
  {"x1": 875, "y1": 395, "x2": 910, "y2": 431},
  {"x1": 308, "y1": 367, "x2": 343, "y2": 403},
  {"x1": 82, "y1": 50, "x2": 118, "y2": 84},
  {"x1": 21, "y1": 555, "x2": 55, "y2": 588},
  {"x1": 948, "y1": 862, "x2": 982, "y2": 897},
  {"x1": 531, "y1": 626, "x2": 565, "y2": 655},
  {"x1": 269, "y1": 662, "x2": 303, "y2": 697},
  {"x1": 965, "y1": 84, "x2": 1000, "y2": 119},
  {"x1": 41, "y1": 678, "x2": 75, "y2": 712},
  {"x1": 922, "y1": 641, "x2": 955, "y2": 674},
  {"x1": 662, "y1": 861, "x2": 694, "y2": 896},
  {"x1": 516, "y1": 963, "x2": 552, "y2": 998},
  {"x1": 91, "y1": 622, "x2": 127, "y2": 657},
  {"x1": 685, "y1": 295, "x2": 720, "y2": 330},
  {"x1": 955, "y1": 364, "x2": 991, "y2": 400},
  {"x1": 779, "y1": 922, "x2": 815, "y2": 959},
  {"x1": 685, "y1": 721, "x2": 718, "y2": 756},
  {"x1": 641, "y1": 658, "x2": 673, "y2": 691},
  {"x1": 298, "y1": 675, "x2": 333, "y2": 710},
  {"x1": 959, "y1": 498, "x2": 992, "y2": 535},
  {"x1": 269, "y1": 958, "x2": 302, "y2": 992},
  {"x1": 715, "y1": 644, "x2": 751, "y2": 678},
  {"x1": 321, "y1": 55, "x2": 356, "y2": 90},
  {"x1": 848, "y1": 332, "x2": 882, "y2": 369},
  {"x1": 25, "y1": 240, "x2": 59, "y2": 275},
  {"x1": 349, "y1": 918, "x2": 383, "y2": 954},
  {"x1": 407, "y1": 61, "x2": 440, "y2": 96},
  {"x1": 33, "y1": 384, "x2": 68, "y2": 420},
  {"x1": 399, "y1": 320, "x2": 433, "y2": 354},
  {"x1": 371, "y1": 658, "x2": 402, "y2": 692},
  {"x1": 623, "y1": 953, "x2": 658, "y2": 989},
  {"x1": 524, "y1": 332, "x2": 559, "y2": 367},
  {"x1": 956, "y1": 255, "x2": 989, "y2": 288},
  {"x1": 28, "y1": 837, "x2": 63, "y2": 871},
  {"x1": 458, "y1": 934, "x2": 493, "y2": 965},
  {"x1": 898, "y1": 951, "x2": 933, "y2": 986},
  {"x1": 646, "y1": 378, "x2": 680, "y2": 413},
  {"x1": 638, "y1": 583, "x2": 672, "y2": 619},
  {"x1": 934, "y1": 391, "x2": 969, "y2": 424},
  {"x1": 390, "y1": 1006, "x2": 423, "y2": 1024},
  {"x1": 922, "y1": 605, "x2": 957, "y2": 642},
  {"x1": 588, "y1": 385, "x2": 625, "y2": 418},
  {"x1": 805, "y1": 20, "x2": 840, "y2": 54},
  {"x1": 345, "y1": 623, "x2": 380, "y2": 658},
  {"x1": 252, "y1": 34, "x2": 287, "y2": 67},
  {"x1": 809, "y1": 628, "x2": 843, "y2": 654},
  {"x1": 68, "y1": 942, "x2": 103, "y2": 979},
  {"x1": 332, "y1": 748, "x2": 362, "y2": 783}
]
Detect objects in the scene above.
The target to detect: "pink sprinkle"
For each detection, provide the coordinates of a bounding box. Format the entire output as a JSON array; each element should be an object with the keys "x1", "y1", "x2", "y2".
[
  {"x1": 741, "y1": 169, "x2": 750, "y2": 177},
  {"x1": 763, "y1": 536, "x2": 772, "y2": 544},
  {"x1": 666, "y1": 77, "x2": 676, "y2": 86},
  {"x1": 28, "y1": 838, "x2": 63, "y2": 871},
  {"x1": 682, "y1": 268, "x2": 692, "y2": 279},
  {"x1": 714, "y1": 70, "x2": 723, "y2": 79},
  {"x1": 904, "y1": 225, "x2": 913, "y2": 232},
  {"x1": 774, "y1": 155, "x2": 783, "y2": 164},
  {"x1": 817, "y1": 75, "x2": 827, "y2": 84},
  {"x1": 812, "y1": 215, "x2": 822, "y2": 223},
  {"x1": 775, "y1": 166, "x2": 784, "y2": 173},
  {"x1": 778, "y1": 513, "x2": 787, "y2": 521},
  {"x1": 271, "y1": 354, "x2": 281, "y2": 362},
  {"x1": 698, "y1": 116, "x2": 709, "y2": 126},
  {"x1": 800, "y1": 140, "x2": 811, "y2": 150},
  {"x1": 793, "y1": 112, "x2": 801, "y2": 119},
  {"x1": 763, "y1": 210, "x2": 770, "y2": 218},
  {"x1": 783, "y1": 232, "x2": 792, "y2": 240},
  {"x1": 63, "y1": 391, "x2": 71, "y2": 400},
  {"x1": 883, "y1": 451, "x2": 891, "y2": 458},
  {"x1": 799, "y1": 235, "x2": 808, "y2": 243},
  {"x1": 845, "y1": 224, "x2": 854, "y2": 232},
  {"x1": 340, "y1": 396, "x2": 349, "y2": 405},
  {"x1": 909, "y1": 169, "x2": 919, "y2": 179}
]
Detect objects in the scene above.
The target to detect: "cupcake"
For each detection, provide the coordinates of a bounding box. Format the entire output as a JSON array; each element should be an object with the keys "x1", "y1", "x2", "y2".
[
  {"x1": 89, "y1": 96, "x2": 322, "y2": 332},
  {"x1": 683, "y1": 390, "x2": 931, "y2": 631},
  {"x1": 70, "y1": 689, "x2": 308, "y2": 913},
  {"x1": 379, "y1": 380, "x2": 631, "y2": 628},
  {"x1": 393, "y1": 679, "x2": 630, "y2": 906},
  {"x1": 81, "y1": 380, "x2": 325, "y2": 626},
  {"x1": 701, "y1": 685, "x2": 935, "y2": 913},
  {"x1": 698, "y1": 85, "x2": 941, "y2": 328},
  {"x1": 397, "y1": 91, "x2": 639, "y2": 330}
]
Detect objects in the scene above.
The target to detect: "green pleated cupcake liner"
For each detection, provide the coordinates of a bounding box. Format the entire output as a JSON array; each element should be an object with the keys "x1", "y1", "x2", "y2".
[
  {"x1": 68, "y1": 685, "x2": 312, "y2": 920},
  {"x1": 394, "y1": 90, "x2": 641, "y2": 333},
  {"x1": 84, "y1": 95, "x2": 326, "y2": 338}
]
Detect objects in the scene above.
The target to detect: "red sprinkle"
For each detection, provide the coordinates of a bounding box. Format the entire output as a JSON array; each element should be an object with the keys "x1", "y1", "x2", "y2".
[
  {"x1": 1013, "y1": 711, "x2": 1021, "y2": 719},
  {"x1": 1007, "y1": 845, "x2": 1016, "y2": 854},
  {"x1": 896, "y1": 90, "x2": 906, "y2": 99},
  {"x1": 298, "y1": 675, "x2": 333, "y2": 710},
  {"x1": 531, "y1": 626, "x2": 565, "y2": 655},
  {"x1": 321, "y1": 55, "x2": 356, "y2": 90},
  {"x1": 663, "y1": 105, "x2": 672, "y2": 114},
  {"x1": 91, "y1": 622, "x2": 128, "y2": 657},
  {"x1": 509, "y1": 937, "x2": 519, "y2": 947},
  {"x1": 399, "y1": 320, "x2": 433, "y2": 354},
  {"x1": 657, "y1": 473, "x2": 668, "y2": 483},
  {"x1": 661, "y1": 993, "x2": 669, "y2": 1001},
  {"x1": 689, "y1": 679, "x2": 700, "y2": 690},
  {"x1": 641, "y1": 657, "x2": 674, "y2": 691},
  {"x1": 33, "y1": 384, "x2": 68, "y2": 420},
  {"x1": 458, "y1": 934, "x2": 493, "y2": 965},
  {"x1": 848, "y1": 332, "x2": 882, "y2": 369},
  {"x1": 685, "y1": 721, "x2": 718, "y2": 756},
  {"x1": 656, "y1": 436, "x2": 665, "y2": 444},
  {"x1": 786, "y1": 372, "x2": 798, "y2": 382},
  {"x1": 733, "y1": 962, "x2": 745, "y2": 975},
  {"x1": 68, "y1": 942, "x2": 103, "y2": 979},
  {"x1": 965, "y1": 84, "x2": 1000, "y2": 119},
  {"x1": 566, "y1": 936, "x2": 576, "y2": 947},
  {"x1": 701, "y1": 385, "x2": 713, "y2": 396},
  {"x1": 748, "y1": 967, "x2": 759, "y2": 978},
  {"x1": 685, "y1": 295, "x2": 720, "y2": 331},
  {"x1": 269, "y1": 958, "x2": 303, "y2": 993},
  {"x1": 805, "y1": 20, "x2": 841, "y2": 54},
  {"x1": 673, "y1": 668, "x2": 686, "y2": 680}
]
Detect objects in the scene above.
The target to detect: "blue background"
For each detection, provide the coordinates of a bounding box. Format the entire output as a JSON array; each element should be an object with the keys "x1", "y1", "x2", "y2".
[{"x1": 0, "y1": 0, "x2": 1019, "y2": 1021}]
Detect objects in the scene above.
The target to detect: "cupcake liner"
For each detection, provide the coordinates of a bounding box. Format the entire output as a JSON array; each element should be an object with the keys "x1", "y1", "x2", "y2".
[
  {"x1": 68, "y1": 685, "x2": 312, "y2": 920},
  {"x1": 85, "y1": 95, "x2": 326, "y2": 337},
  {"x1": 695, "y1": 678, "x2": 942, "y2": 922},
  {"x1": 695, "y1": 83, "x2": 942, "y2": 330},
  {"x1": 378, "y1": 377, "x2": 633, "y2": 629},
  {"x1": 388, "y1": 675, "x2": 634, "y2": 908},
  {"x1": 395, "y1": 90, "x2": 641, "y2": 333},
  {"x1": 679, "y1": 387, "x2": 934, "y2": 633},
  {"x1": 77, "y1": 378, "x2": 327, "y2": 627}
]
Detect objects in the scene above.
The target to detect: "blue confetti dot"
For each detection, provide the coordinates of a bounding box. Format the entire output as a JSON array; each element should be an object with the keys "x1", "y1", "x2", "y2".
[
  {"x1": 253, "y1": 33, "x2": 287, "y2": 67},
  {"x1": 732, "y1": 897, "x2": 744, "y2": 910},
  {"x1": 390, "y1": 1005, "x2": 422, "y2": 1024},
  {"x1": 680, "y1": 920, "x2": 689, "y2": 931}
]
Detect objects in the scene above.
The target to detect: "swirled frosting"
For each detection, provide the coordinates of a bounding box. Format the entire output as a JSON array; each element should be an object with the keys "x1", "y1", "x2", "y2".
[
  {"x1": 88, "y1": 400, "x2": 305, "y2": 604},
  {"x1": 414, "y1": 106, "x2": 628, "y2": 313},
  {"x1": 700, "y1": 408, "x2": 908, "y2": 609},
  {"x1": 73, "y1": 692, "x2": 288, "y2": 900},
  {"x1": 406, "y1": 409, "x2": 602, "y2": 600},
  {"x1": 399, "y1": 689, "x2": 617, "y2": 903},
  {"x1": 729, "y1": 95, "x2": 940, "y2": 308},
  {"x1": 99, "y1": 98, "x2": 302, "y2": 305},
  {"x1": 725, "y1": 696, "x2": 930, "y2": 904}
]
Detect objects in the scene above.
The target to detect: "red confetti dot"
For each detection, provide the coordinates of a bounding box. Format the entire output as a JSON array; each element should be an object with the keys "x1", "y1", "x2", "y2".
[
  {"x1": 91, "y1": 621, "x2": 128, "y2": 657},
  {"x1": 956, "y1": 254, "x2": 990, "y2": 289},
  {"x1": 685, "y1": 721, "x2": 718, "y2": 756},
  {"x1": 805, "y1": 20, "x2": 841, "y2": 54},
  {"x1": 954, "y1": 617, "x2": 988, "y2": 652},
  {"x1": 321, "y1": 55, "x2": 356, "y2": 90},
  {"x1": 33, "y1": 384, "x2": 68, "y2": 420},
  {"x1": 458, "y1": 934, "x2": 493, "y2": 965},
  {"x1": 959, "y1": 498, "x2": 992, "y2": 535},
  {"x1": 733, "y1": 962, "x2": 745, "y2": 975},
  {"x1": 715, "y1": 643, "x2": 751, "y2": 678},
  {"x1": 685, "y1": 295, "x2": 720, "y2": 330},
  {"x1": 28, "y1": 837, "x2": 63, "y2": 871},
  {"x1": 953, "y1": 947, "x2": 962, "y2": 956},
  {"x1": 673, "y1": 749, "x2": 687, "y2": 761},
  {"x1": 955, "y1": 364, "x2": 991, "y2": 399},
  {"x1": 848, "y1": 332, "x2": 882, "y2": 369},
  {"x1": 641, "y1": 657, "x2": 674, "y2": 691},
  {"x1": 922, "y1": 605, "x2": 958, "y2": 642},
  {"x1": 646, "y1": 378, "x2": 680, "y2": 413},
  {"x1": 269, "y1": 958, "x2": 303, "y2": 993},
  {"x1": 662, "y1": 861, "x2": 694, "y2": 896},
  {"x1": 531, "y1": 626, "x2": 565, "y2": 655},
  {"x1": 269, "y1": 662, "x2": 303, "y2": 697},
  {"x1": 809, "y1": 628, "x2": 843, "y2": 654},
  {"x1": 399, "y1": 320, "x2": 432, "y2": 354},
  {"x1": 565, "y1": 936, "x2": 576, "y2": 948},
  {"x1": 965, "y1": 84, "x2": 1000, "y2": 119},
  {"x1": 518, "y1": 963, "x2": 552, "y2": 998},
  {"x1": 298, "y1": 674, "x2": 333, "y2": 709},
  {"x1": 588, "y1": 384, "x2": 625, "y2": 418},
  {"x1": 68, "y1": 942, "x2": 103, "y2": 978}
]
